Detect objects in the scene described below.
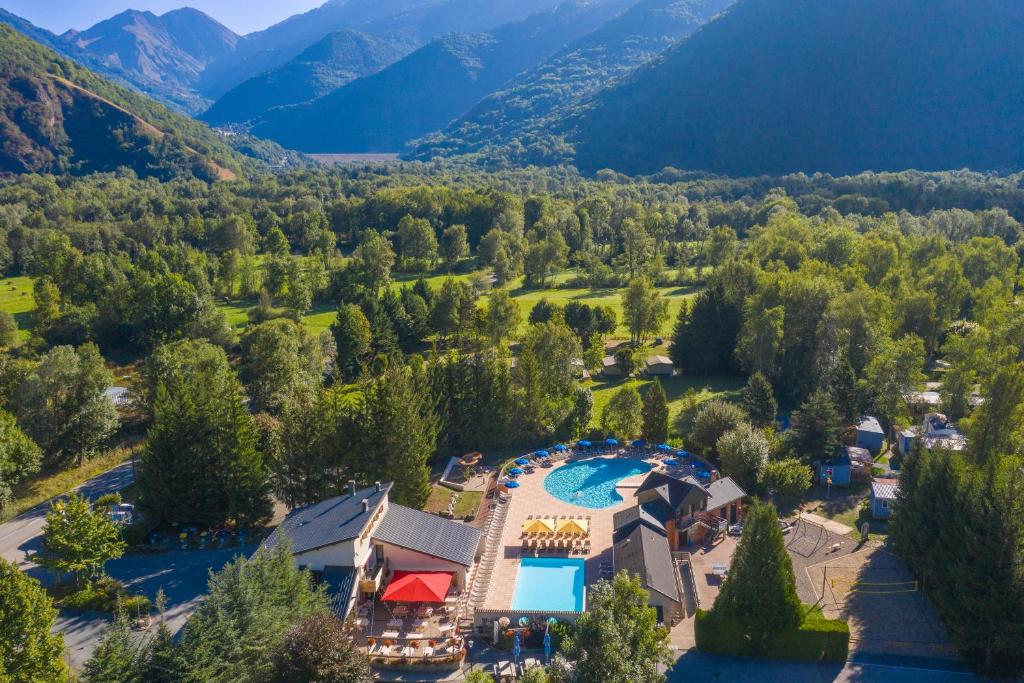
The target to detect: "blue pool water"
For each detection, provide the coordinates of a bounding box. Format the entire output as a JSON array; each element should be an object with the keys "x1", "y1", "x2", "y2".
[
  {"x1": 543, "y1": 458, "x2": 652, "y2": 509},
  {"x1": 512, "y1": 557, "x2": 586, "y2": 612}
]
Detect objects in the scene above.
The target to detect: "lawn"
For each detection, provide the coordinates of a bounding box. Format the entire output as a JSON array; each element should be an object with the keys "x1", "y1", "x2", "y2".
[
  {"x1": 0, "y1": 275, "x2": 36, "y2": 342},
  {"x1": 423, "y1": 485, "x2": 483, "y2": 519},
  {"x1": 585, "y1": 374, "x2": 745, "y2": 438},
  {"x1": 1, "y1": 438, "x2": 141, "y2": 522}
]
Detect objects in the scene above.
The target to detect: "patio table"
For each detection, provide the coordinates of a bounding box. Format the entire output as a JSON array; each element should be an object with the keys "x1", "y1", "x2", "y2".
[
  {"x1": 381, "y1": 630, "x2": 400, "y2": 639},
  {"x1": 405, "y1": 632, "x2": 425, "y2": 639}
]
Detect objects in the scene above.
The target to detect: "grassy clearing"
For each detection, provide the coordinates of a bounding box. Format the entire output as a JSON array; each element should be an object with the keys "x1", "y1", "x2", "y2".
[
  {"x1": 0, "y1": 275, "x2": 36, "y2": 342},
  {"x1": 585, "y1": 374, "x2": 745, "y2": 437},
  {"x1": 423, "y1": 486, "x2": 483, "y2": 518},
  {"x1": 1, "y1": 439, "x2": 141, "y2": 522}
]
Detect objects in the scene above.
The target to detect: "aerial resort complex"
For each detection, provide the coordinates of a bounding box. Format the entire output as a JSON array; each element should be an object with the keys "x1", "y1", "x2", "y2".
[{"x1": 266, "y1": 441, "x2": 745, "y2": 673}]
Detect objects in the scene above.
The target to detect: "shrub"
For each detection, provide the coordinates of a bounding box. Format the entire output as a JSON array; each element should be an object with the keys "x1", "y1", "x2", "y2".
[{"x1": 695, "y1": 607, "x2": 849, "y2": 662}]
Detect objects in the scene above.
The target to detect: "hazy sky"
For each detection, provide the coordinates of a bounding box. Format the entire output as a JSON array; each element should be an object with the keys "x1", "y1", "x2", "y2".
[{"x1": 0, "y1": 0, "x2": 327, "y2": 35}]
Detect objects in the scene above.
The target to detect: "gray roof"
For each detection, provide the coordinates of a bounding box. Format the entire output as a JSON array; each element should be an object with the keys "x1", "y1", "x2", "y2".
[
  {"x1": 636, "y1": 472, "x2": 708, "y2": 514},
  {"x1": 613, "y1": 501, "x2": 671, "y2": 542},
  {"x1": 871, "y1": 479, "x2": 899, "y2": 501},
  {"x1": 373, "y1": 504, "x2": 480, "y2": 567},
  {"x1": 613, "y1": 524, "x2": 679, "y2": 603},
  {"x1": 858, "y1": 416, "x2": 884, "y2": 434},
  {"x1": 645, "y1": 355, "x2": 672, "y2": 366},
  {"x1": 266, "y1": 483, "x2": 392, "y2": 555},
  {"x1": 705, "y1": 477, "x2": 746, "y2": 511}
]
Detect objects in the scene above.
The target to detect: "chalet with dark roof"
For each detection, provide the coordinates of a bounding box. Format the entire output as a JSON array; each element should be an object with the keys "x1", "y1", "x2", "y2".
[{"x1": 263, "y1": 480, "x2": 481, "y2": 619}]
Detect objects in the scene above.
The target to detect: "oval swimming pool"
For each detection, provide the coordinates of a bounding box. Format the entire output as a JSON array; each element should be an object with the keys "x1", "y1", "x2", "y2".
[{"x1": 543, "y1": 458, "x2": 652, "y2": 509}]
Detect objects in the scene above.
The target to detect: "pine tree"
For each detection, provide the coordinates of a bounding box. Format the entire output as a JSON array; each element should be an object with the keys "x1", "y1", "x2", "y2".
[
  {"x1": 83, "y1": 613, "x2": 146, "y2": 683},
  {"x1": 741, "y1": 372, "x2": 777, "y2": 427},
  {"x1": 641, "y1": 380, "x2": 669, "y2": 443},
  {"x1": 713, "y1": 501, "x2": 802, "y2": 651},
  {"x1": 788, "y1": 388, "x2": 841, "y2": 464},
  {"x1": 332, "y1": 304, "x2": 371, "y2": 383},
  {"x1": 359, "y1": 364, "x2": 436, "y2": 508},
  {"x1": 138, "y1": 342, "x2": 270, "y2": 527}
]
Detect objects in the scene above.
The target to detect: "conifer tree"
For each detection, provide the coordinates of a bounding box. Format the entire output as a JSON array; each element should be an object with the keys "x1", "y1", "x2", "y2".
[
  {"x1": 641, "y1": 380, "x2": 669, "y2": 443},
  {"x1": 83, "y1": 613, "x2": 147, "y2": 683},
  {"x1": 742, "y1": 372, "x2": 777, "y2": 427},
  {"x1": 788, "y1": 388, "x2": 841, "y2": 463},
  {"x1": 138, "y1": 342, "x2": 270, "y2": 527},
  {"x1": 713, "y1": 501, "x2": 802, "y2": 651},
  {"x1": 358, "y1": 363, "x2": 436, "y2": 508}
]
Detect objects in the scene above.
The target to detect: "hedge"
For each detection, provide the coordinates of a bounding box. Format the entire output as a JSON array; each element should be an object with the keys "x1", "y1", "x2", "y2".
[{"x1": 695, "y1": 607, "x2": 849, "y2": 662}]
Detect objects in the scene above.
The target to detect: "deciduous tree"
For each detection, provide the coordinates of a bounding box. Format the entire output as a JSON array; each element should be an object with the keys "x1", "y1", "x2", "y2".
[{"x1": 0, "y1": 558, "x2": 67, "y2": 683}]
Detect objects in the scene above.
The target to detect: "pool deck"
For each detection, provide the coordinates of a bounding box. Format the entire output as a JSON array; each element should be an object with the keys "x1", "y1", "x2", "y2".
[{"x1": 483, "y1": 453, "x2": 659, "y2": 612}]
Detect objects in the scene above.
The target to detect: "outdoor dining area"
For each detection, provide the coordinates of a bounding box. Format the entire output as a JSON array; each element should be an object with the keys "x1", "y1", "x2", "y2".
[
  {"x1": 520, "y1": 515, "x2": 591, "y2": 555},
  {"x1": 361, "y1": 571, "x2": 465, "y2": 664}
]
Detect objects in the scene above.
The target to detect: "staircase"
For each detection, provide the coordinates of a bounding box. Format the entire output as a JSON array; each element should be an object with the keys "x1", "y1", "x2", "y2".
[{"x1": 458, "y1": 490, "x2": 511, "y2": 636}]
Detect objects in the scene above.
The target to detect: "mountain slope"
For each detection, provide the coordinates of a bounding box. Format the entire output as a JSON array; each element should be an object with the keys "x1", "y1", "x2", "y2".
[
  {"x1": 571, "y1": 0, "x2": 1024, "y2": 176},
  {"x1": 250, "y1": 0, "x2": 632, "y2": 153},
  {"x1": 201, "y1": 30, "x2": 408, "y2": 127},
  {"x1": 197, "y1": 0, "x2": 566, "y2": 98},
  {"x1": 410, "y1": 0, "x2": 732, "y2": 165},
  {"x1": 0, "y1": 24, "x2": 243, "y2": 180},
  {"x1": 62, "y1": 8, "x2": 238, "y2": 113}
]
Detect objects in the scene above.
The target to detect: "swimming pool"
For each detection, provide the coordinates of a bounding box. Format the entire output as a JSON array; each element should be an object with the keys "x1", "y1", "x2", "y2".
[
  {"x1": 543, "y1": 458, "x2": 652, "y2": 509},
  {"x1": 512, "y1": 557, "x2": 586, "y2": 612}
]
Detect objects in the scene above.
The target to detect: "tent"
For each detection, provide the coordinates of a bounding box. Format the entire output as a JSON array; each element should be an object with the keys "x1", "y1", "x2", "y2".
[
  {"x1": 523, "y1": 518, "x2": 556, "y2": 534},
  {"x1": 381, "y1": 571, "x2": 453, "y2": 603}
]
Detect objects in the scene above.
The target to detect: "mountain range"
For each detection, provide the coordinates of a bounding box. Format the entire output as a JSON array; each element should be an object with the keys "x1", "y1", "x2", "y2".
[
  {"x1": 245, "y1": 0, "x2": 634, "y2": 153},
  {"x1": 568, "y1": 0, "x2": 1024, "y2": 176},
  {"x1": 409, "y1": 0, "x2": 733, "y2": 165},
  {"x1": 0, "y1": 23, "x2": 244, "y2": 180}
]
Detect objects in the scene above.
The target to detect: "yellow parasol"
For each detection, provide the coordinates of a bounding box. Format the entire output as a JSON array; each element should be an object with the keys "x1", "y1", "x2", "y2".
[
  {"x1": 522, "y1": 518, "x2": 556, "y2": 534},
  {"x1": 556, "y1": 518, "x2": 588, "y2": 535}
]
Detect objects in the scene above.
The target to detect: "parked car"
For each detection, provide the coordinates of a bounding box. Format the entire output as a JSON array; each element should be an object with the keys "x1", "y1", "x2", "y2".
[
  {"x1": 728, "y1": 523, "x2": 743, "y2": 536},
  {"x1": 109, "y1": 503, "x2": 135, "y2": 526}
]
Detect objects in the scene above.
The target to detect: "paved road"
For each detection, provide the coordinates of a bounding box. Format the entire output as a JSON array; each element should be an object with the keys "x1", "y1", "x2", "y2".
[
  {"x1": 0, "y1": 461, "x2": 250, "y2": 670},
  {"x1": 0, "y1": 461, "x2": 135, "y2": 571}
]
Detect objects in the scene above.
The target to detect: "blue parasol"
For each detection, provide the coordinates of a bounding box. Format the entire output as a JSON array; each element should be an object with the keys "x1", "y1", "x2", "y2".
[
  {"x1": 632, "y1": 439, "x2": 646, "y2": 447},
  {"x1": 509, "y1": 467, "x2": 524, "y2": 476},
  {"x1": 536, "y1": 449, "x2": 550, "y2": 458},
  {"x1": 506, "y1": 480, "x2": 521, "y2": 489},
  {"x1": 513, "y1": 633, "x2": 521, "y2": 662},
  {"x1": 663, "y1": 458, "x2": 678, "y2": 467},
  {"x1": 657, "y1": 443, "x2": 671, "y2": 452},
  {"x1": 553, "y1": 444, "x2": 568, "y2": 452},
  {"x1": 515, "y1": 458, "x2": 530, "y2": 465},
  {"x1": 577, "y1": 440, "x2": 591, "y2": 448},
  {"x1": 676, "y1": 450, "x2": 689, "y2": 458},
  {"x1": 543, "y1": 630, "x2": 552, "y2": 660},
  {"x1": 605, "y1": 438, "x2": 618, "y2": 446}
]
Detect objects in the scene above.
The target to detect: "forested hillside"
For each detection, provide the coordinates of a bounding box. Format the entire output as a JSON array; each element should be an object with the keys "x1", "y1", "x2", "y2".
[
  {"x1": 411, "y1": 0, "x2": 732, "y2": 165},
  {"x1": 0, "y1": 24, "x2": 243, "y2": 180},
  {"x1": 250, "y1": 0, "x2": 632, "y2": 153},
  {"x1": 571, "y1": 0, "x2": 1024, "y2": 176},
  {"x1": 201, "y1": 30, "x2": 409, "y2": 127}
]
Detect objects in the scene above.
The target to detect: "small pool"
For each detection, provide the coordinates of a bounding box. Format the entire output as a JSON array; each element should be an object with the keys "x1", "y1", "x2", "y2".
[
  {"x1": 543, "y1": 458, "x2": 652, "y2": 509},
  {"x1": 512, "y1": 557, "x2": 585, "y2": 612}
]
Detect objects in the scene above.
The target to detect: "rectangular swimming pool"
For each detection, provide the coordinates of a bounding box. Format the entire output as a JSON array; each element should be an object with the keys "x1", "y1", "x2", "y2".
[{"x1": 511, "y1": 557, "x2": 586, "y2": 612}]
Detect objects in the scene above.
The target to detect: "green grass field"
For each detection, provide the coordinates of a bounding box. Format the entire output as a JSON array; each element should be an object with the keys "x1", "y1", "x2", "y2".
[
  {"x1": 0, "y1": 276, "x2": 36, "y2": 342},
  {"x1": 585, "y1": 374, "x2": 745, "y2": 438}
]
